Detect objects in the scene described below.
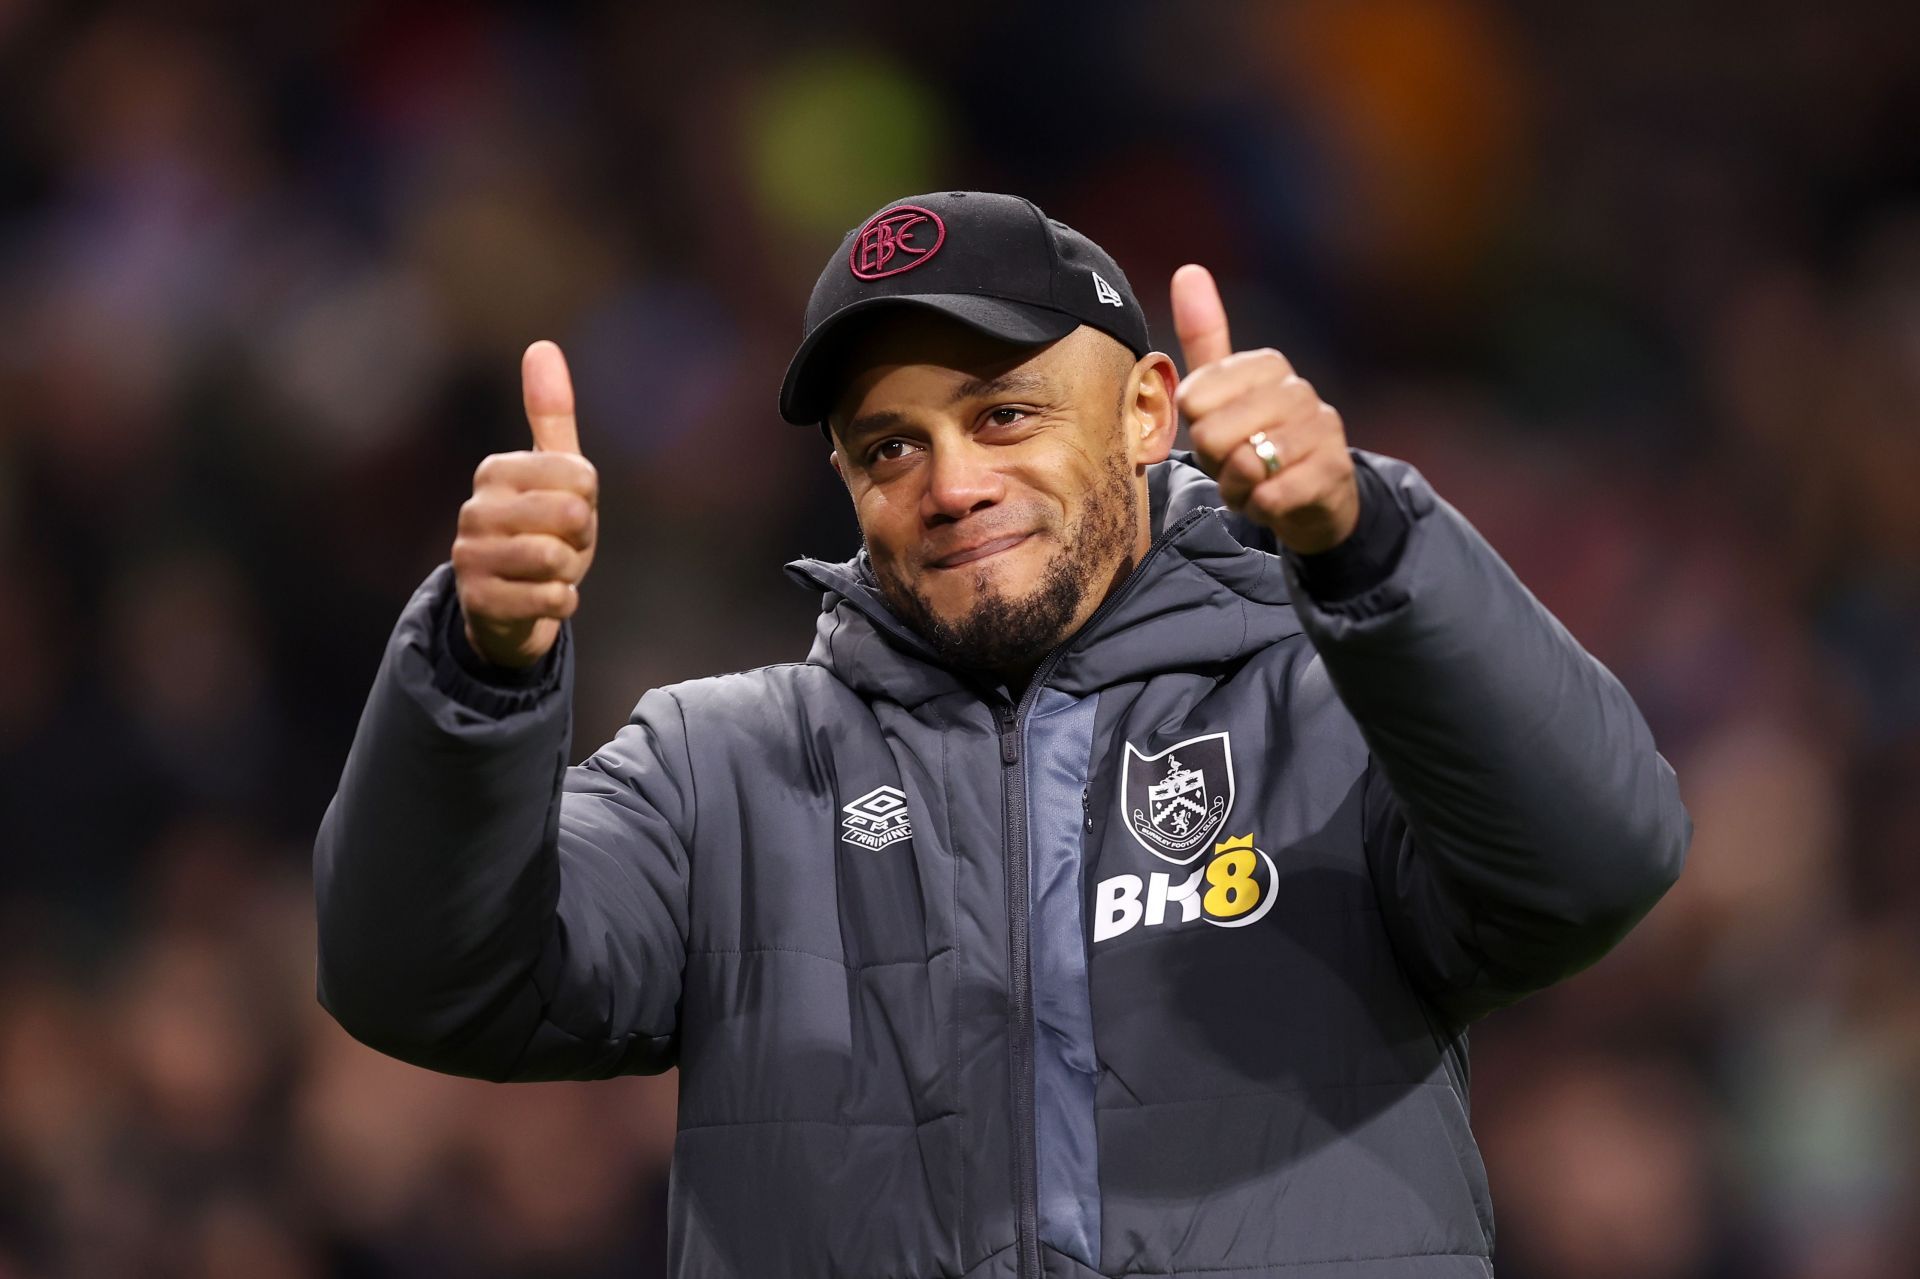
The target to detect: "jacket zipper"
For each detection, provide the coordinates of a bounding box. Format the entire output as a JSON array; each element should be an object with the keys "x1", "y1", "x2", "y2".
[
  {"x1": 995, "y1": 699, "x2": 1041, "y2": 1279},
  {"x1": 994, "y1": 518, "x2": 1197, "y2": 1279}
]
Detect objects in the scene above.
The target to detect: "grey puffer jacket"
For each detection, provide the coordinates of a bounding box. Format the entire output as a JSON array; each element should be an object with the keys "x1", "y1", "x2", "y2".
[{"x1": 314, "y1": 450, "x2": 1690, "y2": 1278}]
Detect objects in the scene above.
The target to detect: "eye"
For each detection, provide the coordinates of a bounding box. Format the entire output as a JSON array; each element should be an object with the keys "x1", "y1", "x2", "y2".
[
  {"x1": 983, "y1": 406, "x2": 1030, "y2": 428},
  {"x1": 867, "y1": 438, "x2": 920, "y2": 465}
]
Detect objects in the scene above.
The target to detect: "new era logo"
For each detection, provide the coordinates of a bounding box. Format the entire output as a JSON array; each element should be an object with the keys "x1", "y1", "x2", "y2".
[
  {"x1": 1092, "y1": 271, "x2": 1124, "y2": 307},
  {"x1": 841, "y1": 785, "x2": 914, "y2": 850}
]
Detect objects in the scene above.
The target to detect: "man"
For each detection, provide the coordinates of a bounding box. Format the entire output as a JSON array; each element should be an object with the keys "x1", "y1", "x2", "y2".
[{"x1": 315, "y1": 191, "x2": 1691, "y2": 1278}]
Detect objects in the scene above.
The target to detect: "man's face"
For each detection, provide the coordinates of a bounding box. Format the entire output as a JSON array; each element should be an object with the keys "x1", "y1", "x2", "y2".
[{"x1": 827, "y1": 313, "x2": 1175, "y2": 676}]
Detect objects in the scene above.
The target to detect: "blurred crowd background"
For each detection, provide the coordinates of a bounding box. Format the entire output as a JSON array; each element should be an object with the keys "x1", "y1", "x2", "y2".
[{"x1": 1, "y1": 0, "x2": 1916, "y2": 1276}]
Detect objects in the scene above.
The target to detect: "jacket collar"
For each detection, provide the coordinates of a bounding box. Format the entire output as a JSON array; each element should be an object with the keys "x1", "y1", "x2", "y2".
[{"x1": 783, "y1": 454, "x2": 1302, "y2": 708}]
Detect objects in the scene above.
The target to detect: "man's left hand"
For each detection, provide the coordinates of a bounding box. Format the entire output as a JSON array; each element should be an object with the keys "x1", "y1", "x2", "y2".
[{"x1": 1171, "y1": 264, "x2": 1360, "y2": 554}]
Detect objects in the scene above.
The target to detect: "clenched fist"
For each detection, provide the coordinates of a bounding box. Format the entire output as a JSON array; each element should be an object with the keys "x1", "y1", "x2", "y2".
[
  {"x1": 452, "y1": 340, "x2": 599, "y2": 668},
  {"x1": 1171, "y1": 265, "x2": 1360, "y2": 554}
]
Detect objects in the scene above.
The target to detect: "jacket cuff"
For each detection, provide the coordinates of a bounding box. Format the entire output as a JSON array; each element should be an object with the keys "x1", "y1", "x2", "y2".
[
  {"x1": 1280, "y1": 449, "x2": 1434, "y2": 627},
  {"x1": 424, "y1": 567, "x2": 567, "y2": 718},
  {"x1": 1286, "y1": 456, "x2": 1409, "y2": 602}
]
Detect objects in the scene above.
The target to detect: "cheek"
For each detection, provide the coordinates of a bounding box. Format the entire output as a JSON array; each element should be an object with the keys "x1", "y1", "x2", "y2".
[
  {"x1": 855, "y1": 492, "x2": 916, "y2": 567},
  {"x1": 1034, "y1": 436, "x2": 1111, "y2": 514}
]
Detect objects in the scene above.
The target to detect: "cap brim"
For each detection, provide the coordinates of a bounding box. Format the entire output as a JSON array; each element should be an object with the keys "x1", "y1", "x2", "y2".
[{"x1": 778, "y1": 294, "x2": 1083, "y2": 426}]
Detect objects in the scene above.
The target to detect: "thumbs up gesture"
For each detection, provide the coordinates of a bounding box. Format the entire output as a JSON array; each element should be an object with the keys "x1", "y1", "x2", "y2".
[
  {"x1": 451, "y1": 341, "x2": 599, "y2": 668},
  {"x1": 1171, "y1": 265, "x2": 1360, "y2": 554}
]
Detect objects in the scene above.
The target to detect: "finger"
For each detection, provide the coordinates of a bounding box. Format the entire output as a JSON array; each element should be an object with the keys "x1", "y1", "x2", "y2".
[
  {"x1": 1243, "y1": 448, "x2": 1352, "y2": 535},
  {"x1": 1184, "y1": 378, "x2": 1311, "y2": 472},
  {"x1": 473, "y1": 450, "x2": 599, "y2": 502},
  {"x1": 1215, "y1": 430, "x2": 1292, "y2": 510},
  {"x1": 523, "y1": 340, "x2": 581, "y2": 455},
  {"x1": 459, "y1": 489, "x2": 596, "y2": 549},
  {"x1": 454, "y1": 532, "x2": 591, "y2": 584},
  {"x1": 460, "y1": 577, "x2": 581, "y2": 623},
  {"x1": 1177, "y1": 352, "x2": 1301, "y2": 425},
  {"x1": 1171, "y1": 264, "x2": 1233, "y2": 372}
]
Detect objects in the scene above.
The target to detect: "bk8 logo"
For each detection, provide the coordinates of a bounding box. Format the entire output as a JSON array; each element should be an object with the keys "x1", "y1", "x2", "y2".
[{"x1": 1092, "y1": 833, "x2": 1278, "y2": 944}]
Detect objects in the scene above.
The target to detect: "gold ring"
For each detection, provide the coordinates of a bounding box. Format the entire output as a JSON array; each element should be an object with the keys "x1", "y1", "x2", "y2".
[{"x1": 1249, "y1": 431, "x2": 1282, "y2": 478}]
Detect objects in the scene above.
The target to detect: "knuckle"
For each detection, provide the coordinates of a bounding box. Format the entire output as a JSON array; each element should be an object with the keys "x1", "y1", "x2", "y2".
[
  {"x1": 1234, "y1": 348, "x2": 1287, "y2": 380},
  {"x1": 572, "y1": 456, "x2": 600, "y2": 497},
  {"x1": 1176, "y1": 364, "x2": 1216, "y2": 400},
  {"x1": 525, "y1": 585, "x2": 560, "y2": 619},
  {"x1": 461, "y1": 493, "x2": 506, "y2": 532},
  {"x1": 478, "y1": 450, "x2": 537, "y2": 488},
  {"x1": 451, "y1": 535, "x2": 475, "y2": 569}
]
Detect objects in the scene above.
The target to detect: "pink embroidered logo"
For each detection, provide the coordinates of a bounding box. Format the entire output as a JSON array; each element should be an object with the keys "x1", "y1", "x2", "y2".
[{"x1": 850, "y1": 205, "x2": 946, "y2": 280}]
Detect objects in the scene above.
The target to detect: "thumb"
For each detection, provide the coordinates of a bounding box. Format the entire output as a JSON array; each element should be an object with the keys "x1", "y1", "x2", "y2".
[
  {"x1": 522, "y1": 339, "x2": 581, "y2": 454},
  {"x1": 1171, "y1": 263, "x2": 1234, "y2": 373}
]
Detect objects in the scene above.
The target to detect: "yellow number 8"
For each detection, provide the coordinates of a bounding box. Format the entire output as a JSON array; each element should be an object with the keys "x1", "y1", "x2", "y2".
[{"x1": 1204, "y1": 837, "x2": 1261, "y2": 919}]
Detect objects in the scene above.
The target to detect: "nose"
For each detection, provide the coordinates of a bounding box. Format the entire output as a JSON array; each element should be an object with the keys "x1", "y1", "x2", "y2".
[{"x1": 921, "y1": 436, "x2": 1004, "y2": 524}]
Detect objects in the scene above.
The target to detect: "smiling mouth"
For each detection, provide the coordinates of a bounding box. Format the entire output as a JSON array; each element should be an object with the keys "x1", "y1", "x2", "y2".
[{"x1": 929, "y1": 533, "x2": 1033, "y2": 569}]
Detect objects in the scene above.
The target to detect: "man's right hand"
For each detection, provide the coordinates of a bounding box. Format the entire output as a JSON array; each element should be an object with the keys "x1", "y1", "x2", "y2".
[{"x1": 452, "y1": 340, "x2": 598, "y2": 669}]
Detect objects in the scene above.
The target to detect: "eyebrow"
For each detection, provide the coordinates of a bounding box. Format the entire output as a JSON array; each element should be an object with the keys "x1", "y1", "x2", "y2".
[
  {"x1": 839, "y1": 370, "x2": 1057, "y2": 448},
  {"x1": 947, "y1": 369, "x2": 1053, "y2": 405},
  {"x1": 839, "y1": 408, "x2": 916, "y2": 447}
]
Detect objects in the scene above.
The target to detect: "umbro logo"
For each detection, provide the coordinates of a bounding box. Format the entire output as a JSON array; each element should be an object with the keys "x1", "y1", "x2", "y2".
[
  {"x1": 1092, "y1": 270, "x2": 1124, "y2": 307},
  {"x1": 841, "y1": 785, "x2": 913, "y2": 850}
]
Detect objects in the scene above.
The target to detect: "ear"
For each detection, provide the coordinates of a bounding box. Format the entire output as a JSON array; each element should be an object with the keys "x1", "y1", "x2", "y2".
[
  {"x1": 1124, "y1": 351, "x2": 1180, "y2": 469},
  {"x1": 828, "y1": 447, "x2": 847, "y2": 487}
]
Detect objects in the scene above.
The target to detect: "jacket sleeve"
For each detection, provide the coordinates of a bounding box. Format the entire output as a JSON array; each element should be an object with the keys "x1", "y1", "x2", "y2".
[
  {"x1": 313, "y1": 562, "x2": 692, "y2": 1081},
  {"x1": 1282, "y1": 450, "x2": 1692, "y2": 1026}
]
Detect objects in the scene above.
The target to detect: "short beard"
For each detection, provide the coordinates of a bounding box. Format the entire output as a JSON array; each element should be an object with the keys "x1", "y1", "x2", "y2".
[{"x1": 872, "y1": 448, "x2": 1139, "y2": 675}]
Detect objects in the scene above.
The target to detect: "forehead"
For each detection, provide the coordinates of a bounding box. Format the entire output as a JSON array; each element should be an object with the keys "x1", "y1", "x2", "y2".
[{"x1": 828, "y1": 313, "x2": 1114, "y2": 429}]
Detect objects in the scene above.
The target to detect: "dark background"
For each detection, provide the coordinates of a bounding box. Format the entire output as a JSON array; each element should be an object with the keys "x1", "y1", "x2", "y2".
[{"x1": 1, "y1": 1, "x2": 1916, "y2": 1275}]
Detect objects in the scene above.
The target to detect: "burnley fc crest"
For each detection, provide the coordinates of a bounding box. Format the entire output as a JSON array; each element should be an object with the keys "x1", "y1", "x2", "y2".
[{"x1": 1120, "y1": 731, "x2": 1236, "y2": 864}]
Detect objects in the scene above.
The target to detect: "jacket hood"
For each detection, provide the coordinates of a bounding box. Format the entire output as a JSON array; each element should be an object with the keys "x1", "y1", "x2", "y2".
[{"x1": 783, "y1": 454, "x2": 1302, "y2": 707}]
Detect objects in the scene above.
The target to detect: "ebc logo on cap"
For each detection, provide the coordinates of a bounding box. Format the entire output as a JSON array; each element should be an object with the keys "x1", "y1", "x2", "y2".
[{"x1": 849, "y1": 205, "x2": 946, "y2": 280}]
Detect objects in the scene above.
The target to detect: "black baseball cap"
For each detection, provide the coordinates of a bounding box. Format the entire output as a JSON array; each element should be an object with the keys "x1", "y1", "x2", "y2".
[{"x1": 778, "y1": 191, "x2": 1152, "y2": 426}]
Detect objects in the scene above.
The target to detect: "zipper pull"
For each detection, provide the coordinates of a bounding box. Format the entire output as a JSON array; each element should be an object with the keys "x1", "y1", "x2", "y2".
[{"x1": 997, "y1": 705, "x2": 1019, "y2": 766}]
